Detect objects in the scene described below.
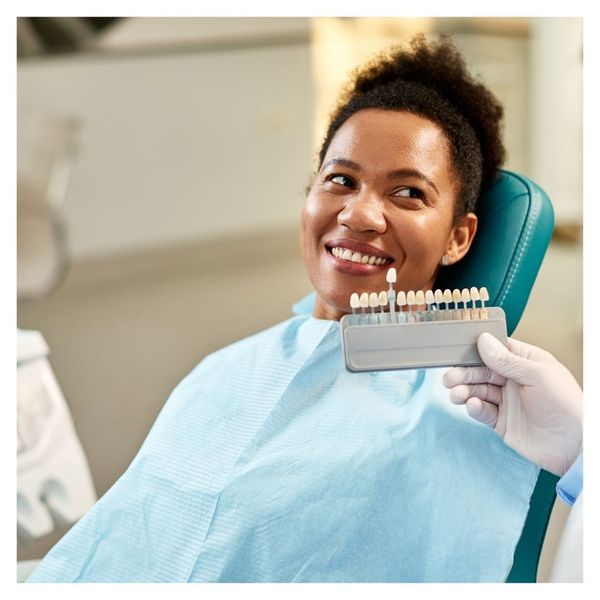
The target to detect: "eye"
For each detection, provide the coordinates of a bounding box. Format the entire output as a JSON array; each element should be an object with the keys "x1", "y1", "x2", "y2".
[
  {"x1": 325, "y1": 173, "x2": 355, "y2": 188},
  {"x1": 393, "y1": 187, "x2": 425, "y2": 200}
]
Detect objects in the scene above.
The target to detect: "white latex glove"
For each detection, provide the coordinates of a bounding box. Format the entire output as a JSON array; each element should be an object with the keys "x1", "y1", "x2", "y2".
[{"x1": 442, "y1": 333, "x2": 582, "y2": 476}]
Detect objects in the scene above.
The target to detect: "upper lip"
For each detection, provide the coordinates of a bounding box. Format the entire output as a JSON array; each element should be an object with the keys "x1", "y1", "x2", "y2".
[{"x1": 325, "y1": 238, "x2": 394, "y2": 260}]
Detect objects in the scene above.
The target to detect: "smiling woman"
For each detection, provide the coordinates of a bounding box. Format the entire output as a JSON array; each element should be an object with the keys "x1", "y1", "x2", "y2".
[
  {"x1": 27, "y1": 35, "x2": 540, "y2": 584},
  {"x1": 301, "y1": 33, "x2": 504, "y2": 322},
  {"x1": 302, "y1": 109, "x2": 477, "y2": 320}
]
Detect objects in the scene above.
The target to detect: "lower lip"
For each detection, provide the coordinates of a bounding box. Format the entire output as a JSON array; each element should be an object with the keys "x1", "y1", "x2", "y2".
[{"x1": 325, "y1": 248, "x2": 392, "y2": 276}]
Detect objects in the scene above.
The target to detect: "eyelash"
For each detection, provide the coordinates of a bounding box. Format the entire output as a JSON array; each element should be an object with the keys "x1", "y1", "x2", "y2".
[{"x1": 324, "y1": 173, "x2": 426, "y2": 203}]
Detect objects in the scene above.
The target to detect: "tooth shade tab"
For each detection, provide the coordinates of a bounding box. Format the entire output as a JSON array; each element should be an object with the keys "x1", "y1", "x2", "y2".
[
  {"x1": 397, "y1": 291, "x2": 407, "y2": 307},
  {"x1": 345, "y1": 284, "x2": 498, "y2": 325},
  {"x1": 386, "y1": 267, "x2": 397, "y2": 283}
]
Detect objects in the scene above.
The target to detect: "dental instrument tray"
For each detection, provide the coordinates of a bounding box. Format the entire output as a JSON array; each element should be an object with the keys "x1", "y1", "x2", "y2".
[{"x1": 340, "y1": 271, "x2": 508, "y2": 372}]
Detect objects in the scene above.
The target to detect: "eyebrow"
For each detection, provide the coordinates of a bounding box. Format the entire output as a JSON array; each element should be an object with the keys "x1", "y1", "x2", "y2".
[
  {"x1": 321, "y1": 158, "x2": 440, "y2": 197},
  {"x1": 321, "y1": 158, "x2": 360, "y2": 172},
  {"x1": 387, "y1": 168, "x2": 440, "y2": 197}
]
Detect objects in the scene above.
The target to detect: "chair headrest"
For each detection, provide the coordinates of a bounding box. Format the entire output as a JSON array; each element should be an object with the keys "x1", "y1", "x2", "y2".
[{"x1": 435, "y1": 170, "x2": 554, "y2": 334}]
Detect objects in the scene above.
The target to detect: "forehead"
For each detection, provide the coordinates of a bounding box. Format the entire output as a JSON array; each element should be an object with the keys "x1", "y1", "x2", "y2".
[{"x1": 323, "y1": 109, "x2": 453, "y2": 176}]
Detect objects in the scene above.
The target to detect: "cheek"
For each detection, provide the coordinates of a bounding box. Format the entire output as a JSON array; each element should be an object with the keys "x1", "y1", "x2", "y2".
[
  {"x1": 301, "y1": 194, "x2": 335, "y2": 244},
  {"x1": 300, "y1": 197, "x2": 322, "y2": 262},
  {"x1": 302, "y1": 194, "x2": 324, "y2": 225},
  {"x1": 392, "y1": 212, "x2": 451, "y2": 261}
]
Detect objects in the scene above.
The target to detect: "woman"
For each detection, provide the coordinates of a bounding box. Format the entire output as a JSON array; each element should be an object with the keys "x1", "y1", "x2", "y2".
[{"x1": 28, "y1": 35, "x2": 538, "y2": 583}]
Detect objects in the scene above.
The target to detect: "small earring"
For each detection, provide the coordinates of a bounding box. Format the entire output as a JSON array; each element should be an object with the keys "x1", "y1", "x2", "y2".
[{"x1": 440, "y1": 254, "x2": 451, "y2": 266}]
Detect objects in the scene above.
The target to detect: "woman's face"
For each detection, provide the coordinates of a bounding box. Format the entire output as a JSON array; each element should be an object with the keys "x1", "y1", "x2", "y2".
[{"x1": 301, "y1": 109, "x2": 477, "y2": 321}]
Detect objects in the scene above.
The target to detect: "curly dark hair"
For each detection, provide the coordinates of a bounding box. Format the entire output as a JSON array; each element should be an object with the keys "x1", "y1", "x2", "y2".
[{"x1": 317, "y1": 34, "x2": 506, "y2": 220}]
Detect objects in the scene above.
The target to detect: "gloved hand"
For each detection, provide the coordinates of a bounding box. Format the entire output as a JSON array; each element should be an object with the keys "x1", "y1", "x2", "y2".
[{"x1": 442, "y1": 333, "x2": 582, "y2": 476}]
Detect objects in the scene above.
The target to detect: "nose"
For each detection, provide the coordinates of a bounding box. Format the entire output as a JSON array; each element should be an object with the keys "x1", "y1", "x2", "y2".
[{"x1": 337, "y1": 190, "x2": 387, "y2": 234}]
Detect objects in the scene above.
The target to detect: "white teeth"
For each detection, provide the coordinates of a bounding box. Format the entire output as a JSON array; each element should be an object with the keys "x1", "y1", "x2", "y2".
[{"x1": 330, "y1": 246, "x2": 388, "y2": 266}]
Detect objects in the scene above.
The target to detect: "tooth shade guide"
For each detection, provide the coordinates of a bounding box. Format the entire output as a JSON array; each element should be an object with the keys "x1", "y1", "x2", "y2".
[
  {"x1": 479, "y1": 287, "x2": 490, "y2": 308},
  {"x1": 415, "y1": 290, "x2": 425, "y2": 307},
  {"x1": 345, "y1": 284, "x2": 498, "y2": 327},
  {"x1": 396, "y1": 290, "x2": 407, "y2": 312},
  {"x1": 443, "y1": 289, "x2": 453, "y2": 306},
  {"x1": 369, "y1": 292, "x2": 379, "y2": 309},
  {"x1": 452, "y1": 289, "x2": 462, "y2": 305},
  {"x1": 460, "y1": 289, "x2": 470, "y2": 312},
  {"x1": 340, "y1": 301, "x2": 507, "y2": 374},
  {"x1": 386, "y1": 274, "x2": 397, "y2": 322},
  {"x1": 425, "y1": 290, "x2": 435, "y2": 305},
  {"x1": 359, "y1": 292, "x2": 369, "y2": 313}
]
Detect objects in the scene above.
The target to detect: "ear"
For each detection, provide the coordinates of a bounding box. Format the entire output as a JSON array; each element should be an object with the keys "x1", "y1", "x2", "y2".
[{"x1": 446, "y1": 212, "x2": 478, "y2": 264}]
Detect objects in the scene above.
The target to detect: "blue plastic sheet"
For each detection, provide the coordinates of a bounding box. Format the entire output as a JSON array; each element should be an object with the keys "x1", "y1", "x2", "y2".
[{"x1": 29, "y1": 315, "x2": 538, "y2": 582}]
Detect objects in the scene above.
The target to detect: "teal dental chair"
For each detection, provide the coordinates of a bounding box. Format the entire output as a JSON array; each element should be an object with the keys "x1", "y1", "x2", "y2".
[
  {"x1": 295, "y1": 169, "x2": 556, "y2": 582},
  {"x1": 435, "y1": 169, "x2": 556, "y2": 582}
]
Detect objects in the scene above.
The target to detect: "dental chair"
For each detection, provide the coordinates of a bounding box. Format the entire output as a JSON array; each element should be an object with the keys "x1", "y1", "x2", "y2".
[
  {"x1": 435, "y1": 169, "x2": 556, "y2": 582},
  {"x1": 295, "y1": 169, "x2": 556, "y2": 582}
]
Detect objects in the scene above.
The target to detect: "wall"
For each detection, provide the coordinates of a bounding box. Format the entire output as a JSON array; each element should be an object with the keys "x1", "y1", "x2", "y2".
[{"x1": 18, "y1": 21, "x2": 314, "y2": 260}]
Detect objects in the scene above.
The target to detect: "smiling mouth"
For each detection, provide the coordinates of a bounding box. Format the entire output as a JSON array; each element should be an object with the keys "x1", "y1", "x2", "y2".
[{"x1": 328, "y1": 246, "x2": 392, "y2": 266}]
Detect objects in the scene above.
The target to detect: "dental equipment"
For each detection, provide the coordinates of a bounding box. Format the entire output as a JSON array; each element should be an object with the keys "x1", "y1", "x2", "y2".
[
  {"x1": 350, "y1": 293, "x2": 360, "y2": 324},
  {"x1": 369, "y1": 292, "x2": 379, "y2": 324},
  {"x1": 341, "y1": 269, "x2": 507, "y2": 372},
  {"x1": 378, "y1": 291, "x2": 388, "y2": 324},
  {"x1": 386, "y1": 267, "x2": 397, "y2": 322},
  {"x1": 17, "y1": 329, "x2": 96, "y2": 543}
]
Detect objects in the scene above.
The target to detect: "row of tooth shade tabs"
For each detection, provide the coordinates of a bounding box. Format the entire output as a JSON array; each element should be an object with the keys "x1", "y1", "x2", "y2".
[{"x1": 350, "y1": 287, "x2": 490, "y2": 312}]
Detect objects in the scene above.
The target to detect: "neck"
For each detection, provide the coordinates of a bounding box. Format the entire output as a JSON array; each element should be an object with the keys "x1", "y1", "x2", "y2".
[{"x1": 313, "y1": 296, "x2": 345, "y2": 321}]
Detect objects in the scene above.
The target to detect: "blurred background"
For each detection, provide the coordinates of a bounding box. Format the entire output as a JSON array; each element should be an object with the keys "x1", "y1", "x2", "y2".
[{"x1": 16, "y1": 16, "x2": 582, "y2": 581}]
